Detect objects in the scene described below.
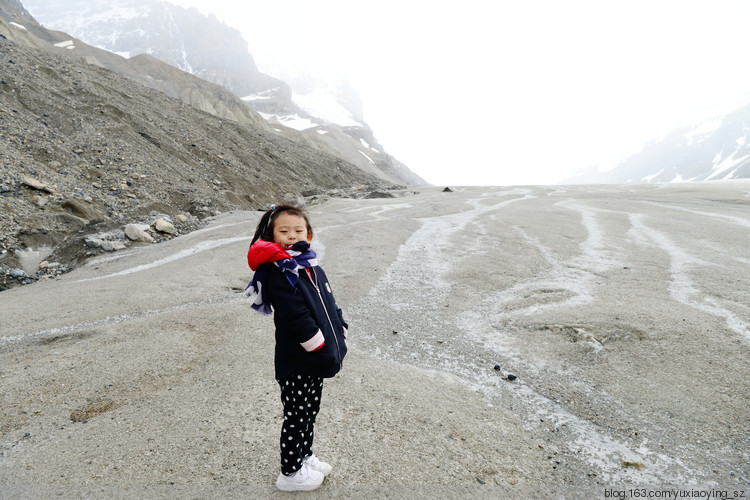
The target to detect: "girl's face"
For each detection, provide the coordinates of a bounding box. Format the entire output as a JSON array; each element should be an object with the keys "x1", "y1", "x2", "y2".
[{"x1": 273, "y1": 212, "x2": 313, "y2": 247}]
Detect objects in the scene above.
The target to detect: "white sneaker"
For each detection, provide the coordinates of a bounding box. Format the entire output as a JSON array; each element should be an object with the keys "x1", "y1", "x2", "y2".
[
  {"x1": 276, "y1": 463, "x2": 324, "y2": 492},
  {"x1": 303, "y1": 454, "x2": 333, "y2": 475}
]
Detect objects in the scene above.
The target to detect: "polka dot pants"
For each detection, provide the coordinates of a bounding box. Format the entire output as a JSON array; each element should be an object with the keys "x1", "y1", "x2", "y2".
[{"x1": 277, "y1": 375, "x2": 324, "y2": 476}]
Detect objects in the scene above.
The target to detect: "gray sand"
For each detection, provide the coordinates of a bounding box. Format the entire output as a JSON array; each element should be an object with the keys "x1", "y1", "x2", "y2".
[{"x1": 1, "y1": 184, "x2": 749, "y2": 497}]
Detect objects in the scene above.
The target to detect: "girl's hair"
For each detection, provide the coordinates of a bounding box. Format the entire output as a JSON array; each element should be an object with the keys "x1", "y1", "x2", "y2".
[{"x1": 251, "y1": 204, "x2": 313, "y2": 244}]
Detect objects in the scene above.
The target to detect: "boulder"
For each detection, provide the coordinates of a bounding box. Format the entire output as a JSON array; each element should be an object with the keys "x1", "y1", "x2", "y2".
[
  {"x1": 84, "y1": 237, "x2": 103, "y2": 248},
  {"x1": 10, "y1": 268, "x2": 27, "y2": 278},
  {"x1": 153, "y1": 218, "x2": 177, "y2": 235},
  {"x1": 124, "y1": 224, "x2": 155, "y2": 243}
]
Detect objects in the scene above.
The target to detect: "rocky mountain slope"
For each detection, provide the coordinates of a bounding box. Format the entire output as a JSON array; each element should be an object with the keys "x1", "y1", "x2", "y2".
[
  {"x1": 568, "y1": 100, "x2": 750, "y2": 184},
  {"x1": 22, "y1": 0, "x2": 287, "y2": 103},
  {"x1": 22, "y1": 0, "x2": 426, "y2": 189},
  {"x1": 0, "y1": 2, "x2": 408, "y2": 291}
]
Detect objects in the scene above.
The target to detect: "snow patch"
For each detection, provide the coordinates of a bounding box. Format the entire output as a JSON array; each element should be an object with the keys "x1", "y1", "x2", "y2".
[
  {"x1": 292, "y1": 88, "x2": 361, "y2": 128},
  {"x1": 706, "y1": 152, "x2": 750, "y2": 181},
  {"x1": 258, "y1": 112, "x2": 319, "y2": 131},
  {"x1": 670, "y1": 173, "x2": 687, "y2": 183},
  {"x1": 358, "y1": 151, "x2": 376, "y2": 164},
  {"x1": 684, "y1": 118, "x2": 723, "y2": 145},
  {"x1": 642, "y1": 168, "x2": 664, "y2": 183},
  {"x1": 9, "y1": 22, "x2": 27, "y2": 31},
  {"x1": 241, "y1": 89, "x2": 279, "y2": 102},
  {"x1": 53, "y1": 40, "x2": 75, "y2": 49}
]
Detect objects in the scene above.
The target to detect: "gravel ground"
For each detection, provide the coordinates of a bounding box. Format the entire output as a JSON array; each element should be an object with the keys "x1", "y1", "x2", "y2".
[{"x1": 1, "y1": 184, "x2": 749, "y2": 498}]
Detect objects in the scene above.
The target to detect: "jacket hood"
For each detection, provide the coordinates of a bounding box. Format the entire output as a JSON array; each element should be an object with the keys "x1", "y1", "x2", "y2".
[{"x1": 247, "y1": 239, "x2": 289, "y2": 271}]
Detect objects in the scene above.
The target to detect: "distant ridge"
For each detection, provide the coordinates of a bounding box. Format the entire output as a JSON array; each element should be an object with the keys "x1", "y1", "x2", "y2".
[{"x1": 566, "y1": 99, "x2": 750, "y2": 184}]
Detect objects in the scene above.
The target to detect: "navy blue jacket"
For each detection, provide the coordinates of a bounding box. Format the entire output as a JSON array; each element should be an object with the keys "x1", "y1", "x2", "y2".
[{"x1": 265, "y1": 263, "x2": 348, "y2": 380}]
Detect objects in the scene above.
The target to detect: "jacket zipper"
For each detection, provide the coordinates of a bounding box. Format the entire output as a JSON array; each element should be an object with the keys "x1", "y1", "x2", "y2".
[{"x1": 307, "y1": 268, "x2": 342, "y2": 371}]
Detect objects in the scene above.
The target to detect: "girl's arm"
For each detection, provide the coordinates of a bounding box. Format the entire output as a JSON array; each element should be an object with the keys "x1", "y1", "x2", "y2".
[{"x1": 267, "y1": 268, "x2": 323, "y2": 350}]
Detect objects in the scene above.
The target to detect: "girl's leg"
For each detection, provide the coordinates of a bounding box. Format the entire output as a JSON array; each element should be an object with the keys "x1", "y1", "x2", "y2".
[
  {"x1": 277, "y1": 376, "x2": 323, "y2": 475},
  {"x1": 299, "y1": 376, "x2": 324, "y2": 459}
]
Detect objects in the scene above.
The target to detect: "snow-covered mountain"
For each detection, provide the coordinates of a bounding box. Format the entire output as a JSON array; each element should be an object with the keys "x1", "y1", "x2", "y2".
[
  {"x1": 23, "y1": 0, "x2": 284, "y2": 98},
  {"x1": 22, "y1": 0, "x2": 425, "y2": 187},
  {"x1": 23, "y1": 0, "x2": 363, "y2": 129},
  {"x1": 567, "y1": 99, "x2": 750, "y2": 184}
]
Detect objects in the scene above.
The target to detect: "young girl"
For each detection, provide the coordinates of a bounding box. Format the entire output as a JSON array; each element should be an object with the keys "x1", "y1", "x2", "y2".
[{"x1": 245, "y1": 204, "x2": 348, "y2": 492}]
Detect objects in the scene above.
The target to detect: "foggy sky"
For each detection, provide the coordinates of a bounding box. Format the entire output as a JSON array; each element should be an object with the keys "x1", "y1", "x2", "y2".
[{"x1": 168, "y1": 0, "x2": 750, "y2": 185}]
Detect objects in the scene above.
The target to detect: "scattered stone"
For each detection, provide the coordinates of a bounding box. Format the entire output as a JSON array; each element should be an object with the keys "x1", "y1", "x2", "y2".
[
  {"x1": 61, "y1": 199, "x2": 102, "y2": 221},
  {"x1": 22, "y1": 177, "x2": 55, "y2": 193},
  {"x1": 10, "y1": 268, "x2": 26, "y2": 278},
  {"x1": 124, "y1": 224, "x2": 155, "y2": 243},
  {"x1": 84, "y1": 236, "x2": 103, "y2": 248},
  {"x1": 83, "y1": 229, "x2": 131, "y2": 253},
  {"x1": 33, "y1": 195, "x2": 49, "y2": 207},
  {"x1": 175, "y1": 214, "x2": 187, "y2": 223},
  {"x1": 621, "y1": 455, "x2": 644, "y2": 469},
  {"x1": 153, "y1": 217, "x2": 176, "y2": 235},
  {"x1": 365, "y1": 191, "x2": 396, "y2": 199},
  {"x1": 493, "y1": 364, "x2": 517, "y2": 381}
]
